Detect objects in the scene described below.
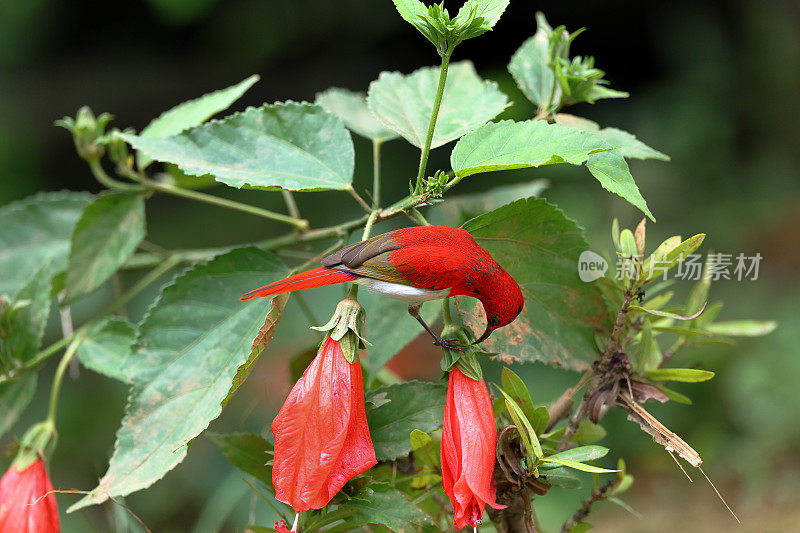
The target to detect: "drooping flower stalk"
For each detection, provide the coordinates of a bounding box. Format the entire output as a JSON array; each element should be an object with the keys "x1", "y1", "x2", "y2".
[{"x1": 271, "y1": 298, "x2": 376, "y2": 512}]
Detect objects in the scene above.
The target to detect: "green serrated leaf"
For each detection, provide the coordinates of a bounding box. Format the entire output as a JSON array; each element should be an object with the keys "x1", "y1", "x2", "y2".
[
  {"x1": 0, "y1": 373, "x2": 37, "y2": 440},
  {"x1": 361, "y1": 293, "x2": 439, "y2": 378},
  {"x1": 119, "y1": 102, "x2": 354, "y2": 191},
  {"x1": 365, "y1": 381, "x2": 447, "y2": 461},
  {"x1": 509, "y1": 15, "x2": 557, "y2": 108},
  {"x1": 706, "y1": 320, "x2": 777, "y2": 337},
  {"x1": 316, "y1": 87, "x2": 399, "y2": 142},
  {"x1": 646, "y1": 368, "x2": 715, "y2": 383},
  {"x1": 595, "y1": 127, "x2": 669, "y2": 161},
  {"x1": 0, "y1": 192, "x2": 90, "y2": 296},
  {"x1": 207, "y1": 432, "x2": 273, "y2": 487},
  {"x1": 452, "y1": 0, "x2": 510, "y2": 41},
  {"x1": 391, "y1": 0, "x2": 435, "y2": 44},
  {"x1": 340, "y1": 481, "x2": 434, "y2": 531},
  {"x1": 64, "y1": 193, "x2": 146, "y2": 303},
  {"x1": 450, "y1": 120, "x2": 653, "y2": 219},
  {"x1": 459, "y1": 198, "x2": 610, "y2": 370},
  {"x1": 367, "y1": 61, "x2": 509, "y2": 149},
  {"x1": 77, "y1": 318, "x2": 136, "y2": 383},
  {"x1": 137, "y1": 75, "x2": 259, "y2": 169},
  {"x1": 1, "y1": 265, "x2": 53, "y2": 368},
  {"x1": 69, "y1": 247, "x2": 287, "y2": 511}
]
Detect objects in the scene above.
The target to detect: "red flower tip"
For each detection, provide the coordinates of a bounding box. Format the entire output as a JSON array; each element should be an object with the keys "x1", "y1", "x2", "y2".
[
  {"x1": 0, "y1": 458, "x2": 60, "y2": 533},
  {"x1": 271, "y1": 336, "x2": 377, "y2": 511},
  {"x1": 441, "y1": 367, "x2": 506, "y2": 529}
]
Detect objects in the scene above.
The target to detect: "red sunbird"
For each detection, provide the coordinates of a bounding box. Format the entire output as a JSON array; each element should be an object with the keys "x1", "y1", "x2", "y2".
[{"x1": 241, "y1": 225, "x2": 524, "y2": 347}]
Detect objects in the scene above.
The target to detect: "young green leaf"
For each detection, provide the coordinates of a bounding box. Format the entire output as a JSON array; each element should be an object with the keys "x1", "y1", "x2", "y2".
[
  {"x1": 76, "y1": 318, "x2": 136, "y2": 383},
  {"x1": 367, "y1": 61, "x2": 509, "y2": 149},
  {"x1": 0, "y1": 192, "x2": 90, "y2": 296},
  {"x1": 450, "y1": 120, "x2": 653, "y2": 220},
  {"x1": 409, "y1": 429, "x2": 439, "y2": 469},
  {"x1": 365, "y1": 381, "x2": 447, "y2": 461},
  {"x1": 207, "y1": 432, "x2": 273, "y2": 487},
  {"x1": 545, "y1": 445, "x2": 609, "y2": 463},
  {"x1": 119, "y1": 102, "x2": 354, "y2": 191},
  {"x1": 460, "y1": 198, "x2": 610, "y2": 371},
  {"x1": 501, "y1": 367, "x2": 537, "y2": 422},
  {"x1": 316, "y1": 87, "x2": 399, "y2": 142},
  {"x1": 543, "y1": 466, "x2": 581, "y2": 489},
  {"x1": 541, "y1": 457, "x2": 616, "y2": 473},
  {"x1": 69, "y1": 247, "x2": 287, "y2": 511},
  {"x1": 452, "y1": 0, "x2": 510, "y2": 41},
  {"x1": 360, "y1": 292, "x2": 439, "y2": 378},
  {"x1": 645, "y1": 368, "x2": 715, "y2": 383},
  {"x1": 1, "y1": 265, "x2": 53, "y2": 366},
  {"x1": 64, "y1": 193, "x2": 146, "y2": 303},
  {"x1": 642, "y1": 234, "x2": 705, "y2": 283},
  {"x1": 634, "y1": 320, "x2": 661, "y2": 374},
  {"x1": 706, "y1": 320, "x2": 777, "y2": 337},
  {"x1": 657, "y1": 385, "x2": 692, "y2": 405},
  {"x1": 572, "y1": 420, "x2": 607, "y2": 445},
  {"x1": 498, "y1": 388, "x2": 542, "y2": 460},
  {"x1": 629, "y1": 304, "x2": 706, "y2": 321},
  {"x1": 137, "y1": 75, "x2": 259, "y2": 169},
  {"x1": 391, "y1": 0, "x2": 436, "y2": 44},
  {"x1": 508, "y1": 13, "x2": 557, "y2": 109},
  {"x1": 0, "y1": 373, "x2": 37, "y2": 440}
]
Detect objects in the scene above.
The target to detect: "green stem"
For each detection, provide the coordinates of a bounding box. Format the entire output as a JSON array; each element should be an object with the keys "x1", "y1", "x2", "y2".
[
  {"x1": 141, "y1": 176, "x2": 309, "y2": 230},
  {"x1": 372, "y1": 140, "x2": 382, "y2": 208},
  {"x1": 409, "y1": 208, "x2": 431, "y2": 226},
  {"x1": 416, "y1": 51, "x2": 452, "y2": 183},
  {"x1": 442, "y1": 297, "x2": 453, "y2": 325},
  {"x1": 347, "y1": 186, "x2": 373, "y2": 213},
  {"x1": 88, "y1": 159, "x2": 146, "y2": 192},
  {"x1": 0, "y1": 258, "x2": 180, "y2": 384},
  {"x1": 281, "y1": 190, "x2": 301, "y2": 220},
  {"x1": 46, "y1": 336, "x2": 83, "y2": 425},
  {"x1": 362, "y1": 210, "x2": 380, "y2": 241}
]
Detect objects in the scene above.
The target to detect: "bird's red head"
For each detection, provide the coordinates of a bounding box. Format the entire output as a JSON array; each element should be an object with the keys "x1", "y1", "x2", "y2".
[{"x1": 471, "y1": 266, "x2": 524, "y2": 344}]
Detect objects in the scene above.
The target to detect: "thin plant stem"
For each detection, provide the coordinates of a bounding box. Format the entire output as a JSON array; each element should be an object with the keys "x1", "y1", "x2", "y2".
[
  {"x1": 45, "y1": 335, "x2": 84, "y2": 425},
  {"x1": 372, "y1": 140, "x2": 382, "y2": 208},
  {"x1": 281, "y1": 190, "x2": 301, "y2": 220},
  {"x1": 347, "y1": 186, "x2": 373, "y2": 213},
  {"x1": 88, "y1": 159, "x2": 145, "y2": 192},
  {"x1": 0, "y1": 257, "x2": 180, "y2": 384},
  {"x1": 408, "y1": 208, "x2": 431, "y2": 226},
  {"x1": 416, "y1": 51, "x2": 452, "y2": 183},
  {"x1": 141, "y1": 176, "x2": 309, "y2": 230}
]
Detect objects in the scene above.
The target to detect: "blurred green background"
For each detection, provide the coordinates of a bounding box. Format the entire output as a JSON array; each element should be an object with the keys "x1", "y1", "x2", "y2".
[{"x1": 1, "y1": 0, "x2": 798, "y2": 531}]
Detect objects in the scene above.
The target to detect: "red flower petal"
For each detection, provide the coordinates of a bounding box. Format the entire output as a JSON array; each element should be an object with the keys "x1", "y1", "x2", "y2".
[
  {"x1": 0, "y1": 458, "x2": 60, "y2": 533},
  {"x1": 441, "y1": 368, "x2": 505, "y2": 529},
  {"x1": 272, "y1": 336, "x2": 376, "y2": 511}
]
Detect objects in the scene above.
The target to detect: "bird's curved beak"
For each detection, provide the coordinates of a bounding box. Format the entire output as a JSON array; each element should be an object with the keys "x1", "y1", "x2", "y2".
[{"x1": 473, "y1": 326, "x2": 492, "y2": 345}]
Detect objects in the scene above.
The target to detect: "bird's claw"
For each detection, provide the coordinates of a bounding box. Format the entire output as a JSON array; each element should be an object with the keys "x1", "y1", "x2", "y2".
[{"x1": 434, "y1": 337, "x2": 468, "y2": 351}]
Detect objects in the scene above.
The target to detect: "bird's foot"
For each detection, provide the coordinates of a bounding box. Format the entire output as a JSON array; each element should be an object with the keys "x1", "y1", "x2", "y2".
[{"x1": 433, "y1": 336, "x2": 468, "y2": 351}]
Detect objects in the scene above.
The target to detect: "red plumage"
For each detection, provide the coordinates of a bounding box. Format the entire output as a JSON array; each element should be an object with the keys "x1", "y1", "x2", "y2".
[{"x1": 240, "y1": 266, "x2": 356, "y2": 301}]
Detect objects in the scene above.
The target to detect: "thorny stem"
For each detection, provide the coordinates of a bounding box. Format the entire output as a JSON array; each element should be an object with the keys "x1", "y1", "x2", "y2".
[{"x1": 416, "y1": 51, "x2": 452, "y2": 183}]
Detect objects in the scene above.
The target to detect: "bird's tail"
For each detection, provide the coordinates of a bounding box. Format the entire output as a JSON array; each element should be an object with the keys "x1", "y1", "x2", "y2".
[{"x1": 239, "y1": 267, "x2": 357, "y2": 301}]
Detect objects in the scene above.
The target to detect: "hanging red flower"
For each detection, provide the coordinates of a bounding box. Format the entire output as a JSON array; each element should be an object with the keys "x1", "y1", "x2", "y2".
[
  {"x1": 0, "y1": 458, "x2": 60, "y2": 533},
  {"x1": 271, "y1": 298, "x2": 376, "y2": 511},
  {"x1": 441, "y1": 367, "x2": 505, "y2": 529}
]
